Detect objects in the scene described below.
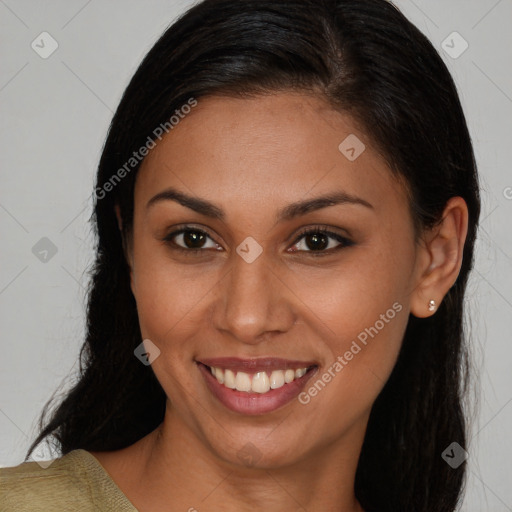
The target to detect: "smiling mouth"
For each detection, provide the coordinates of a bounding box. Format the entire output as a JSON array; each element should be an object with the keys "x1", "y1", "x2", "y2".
[
  {"x1": 196, "y1": 358, "x2": 319, "y2": 415},
  {"x1": 201, "y1": 364, "x2": 316, "y2": 394}
]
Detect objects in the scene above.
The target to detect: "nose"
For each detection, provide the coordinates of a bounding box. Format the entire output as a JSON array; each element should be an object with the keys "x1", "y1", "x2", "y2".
[{"x1": 212, "y1": 250, "x2": 297, "y2": 345}]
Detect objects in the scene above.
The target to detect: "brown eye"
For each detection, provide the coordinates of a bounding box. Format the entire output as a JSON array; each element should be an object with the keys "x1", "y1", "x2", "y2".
[
  {"x1": 303, "y1": 232, "x2": 329, "y2": 251},
  {"x1": 164, "y1": 228, "x2": 221, "y2": 251},
  {"x1": 289, "y1": 228, "x2": 353, "y2": 253},
  {"x1": 182, "y1": 230, "x2": 207, "y2": 248}
]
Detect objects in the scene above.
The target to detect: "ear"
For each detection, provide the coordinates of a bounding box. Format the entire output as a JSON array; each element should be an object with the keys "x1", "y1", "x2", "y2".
[
  {"x1": 410, "y1": 196, "x2": 469, "y2": 318},
  {"x1": 114, "y1": 203, "x2": 136, "y2": 294}
]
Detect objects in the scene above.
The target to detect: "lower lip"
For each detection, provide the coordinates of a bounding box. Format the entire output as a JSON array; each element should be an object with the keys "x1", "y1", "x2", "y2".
[{"x1": 197, "y1": 363, "x2": 317, "y2": 415}]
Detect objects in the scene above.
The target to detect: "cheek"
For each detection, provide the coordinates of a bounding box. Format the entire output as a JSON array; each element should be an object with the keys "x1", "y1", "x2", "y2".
[
  {"x1": 296, "y1": 300, "x2": 408, "y2": 444},
  {"x1": 130, "y1": 234, "x2": 217, "y2": 352},
  {"x1": 300, "y1": 265, "x2": 408, "y2": 387},
  {"x1": 289, "y1": 237, "x2": 413, "y2": 414},
  {"x1": 287, "y1": 239, "x2": 413, "y2": 343}
]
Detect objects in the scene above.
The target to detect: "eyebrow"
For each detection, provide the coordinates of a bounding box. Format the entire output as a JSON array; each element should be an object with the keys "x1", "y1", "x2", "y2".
[{"x1": 146, "y1": 186, "x2": 374, "y2": 222}]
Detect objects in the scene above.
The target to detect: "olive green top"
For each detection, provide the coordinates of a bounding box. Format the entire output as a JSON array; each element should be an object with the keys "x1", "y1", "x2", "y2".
[{"x1": 0, "y1": 448, "x2": 138, "y2": 511}]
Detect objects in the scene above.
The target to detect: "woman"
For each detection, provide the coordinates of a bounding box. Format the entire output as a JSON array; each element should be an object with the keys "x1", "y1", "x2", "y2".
[{"x1": 0, "y1": 0, "x2": 480, "y2": 511}]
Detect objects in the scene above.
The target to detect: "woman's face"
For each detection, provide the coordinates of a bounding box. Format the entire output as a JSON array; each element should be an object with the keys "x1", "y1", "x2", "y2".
[{"x1": 127, "y1": 93, "x2": 424, "y2": 468}]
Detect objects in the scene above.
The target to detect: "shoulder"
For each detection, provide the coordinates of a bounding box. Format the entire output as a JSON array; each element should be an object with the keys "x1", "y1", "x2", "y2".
[
  {"x1": 0, "y1": 449, "x2": 138, "y2": 511},
  {"x1": 0, "y1": 449, "x2": 90, "y2": 511}
]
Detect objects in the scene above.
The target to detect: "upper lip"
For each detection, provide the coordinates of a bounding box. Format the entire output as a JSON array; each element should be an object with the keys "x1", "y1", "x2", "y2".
[{"x1": 197, "y1": 357, "x2": 318, "y2": 372}]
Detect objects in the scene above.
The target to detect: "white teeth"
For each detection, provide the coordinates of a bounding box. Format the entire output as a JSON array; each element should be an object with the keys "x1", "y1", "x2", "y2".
[
  {"x1": 214, "y1": 367, "x2": 224, "y2": 384},
  {"x1": 235, "y1": 371, "x2": 252, "y2": 392},
  {"x1": 224, "y1": 369, "x2": 236, "y2": 389},
  {"x1": 284, "y1": 369, "x2": 295, "y2": 383},
  {"x1": 295, "y1": 368, "x2": 307, "y2": 378},
  {"x1": 251, "y1": 372, "x2": 270, "y2": 393},
  {"x1": 207, "y1": 365, "x2": 310, "y2": 394},
  {"x1": 269, "y1": 370, "x2": 285, "y2": 389}
]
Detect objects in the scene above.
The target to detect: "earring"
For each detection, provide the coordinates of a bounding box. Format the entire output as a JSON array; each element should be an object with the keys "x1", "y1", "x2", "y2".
[{"x1": 428, "y1": 299, "x2": 436, "y2": 312}]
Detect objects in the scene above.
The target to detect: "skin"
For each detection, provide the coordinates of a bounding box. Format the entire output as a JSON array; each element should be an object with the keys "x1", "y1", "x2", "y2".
[{"x1": 91, "y1": 92, "x2": 468, "y2": 512}]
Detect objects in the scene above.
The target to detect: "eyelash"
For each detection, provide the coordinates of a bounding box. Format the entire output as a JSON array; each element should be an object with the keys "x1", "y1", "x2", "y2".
[
  {"x1": 291, "y1": 226, "x2": 354, "y2": 255},
  {"x1": 162, "y1": 224, "x2": 354, "y2": 256}
]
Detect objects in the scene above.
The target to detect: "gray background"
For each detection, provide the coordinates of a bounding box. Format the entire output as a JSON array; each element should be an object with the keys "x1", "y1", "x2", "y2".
[{"x1": 1, "y1": 0, "x2": 511, "y2": 510}]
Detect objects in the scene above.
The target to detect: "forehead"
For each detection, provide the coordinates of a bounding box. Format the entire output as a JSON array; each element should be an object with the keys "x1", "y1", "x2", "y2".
[{"x1": 135, "y1": 93, "x2": 409, "y2": 222}]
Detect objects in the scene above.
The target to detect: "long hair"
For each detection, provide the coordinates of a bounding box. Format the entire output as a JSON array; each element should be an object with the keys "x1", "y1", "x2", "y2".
[{"x1": 26, "y1": 1, "x2": 480, "y2": 510}]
